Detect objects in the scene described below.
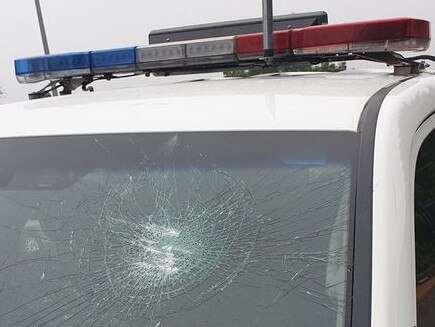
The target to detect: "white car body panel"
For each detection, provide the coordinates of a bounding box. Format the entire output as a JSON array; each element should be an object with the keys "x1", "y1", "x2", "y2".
[
  {"x1": 372, "y1": 76, "x2": 435, "y2": 327},
  {"x1": 0, "y1": 71, "x2": 404, "y2": 138}
]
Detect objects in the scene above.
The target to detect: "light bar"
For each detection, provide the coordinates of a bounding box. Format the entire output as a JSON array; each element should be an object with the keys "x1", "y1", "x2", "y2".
[{"x1": 15, "y1": 17, "x2": 431, "y2": 84}]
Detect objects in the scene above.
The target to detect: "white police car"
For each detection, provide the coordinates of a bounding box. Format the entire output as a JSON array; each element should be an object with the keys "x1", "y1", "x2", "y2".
[{"x1": 0, "y1": 13, "x2": 433, "y2": 327}]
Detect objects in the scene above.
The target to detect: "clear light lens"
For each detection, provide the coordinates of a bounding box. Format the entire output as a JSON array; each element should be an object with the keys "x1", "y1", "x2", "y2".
[
  {"x1": 137, "y1": 44, "x2": 185, "y2": 64},
  {"x1": 45, "y1": 69, "x2": 91, "y2": 79},
  {"x1": 294, "y1": 38, "x2": 431, "y2": 55},
  {"x1": 186, "y1": 37, "x2": 235, "y2": 58},
  {"x1": 293, "y1": 43, "x2": 351, "y2": 55},
  {"x1": 16, "y1": 73, "x2": 46, "y2": 84}
]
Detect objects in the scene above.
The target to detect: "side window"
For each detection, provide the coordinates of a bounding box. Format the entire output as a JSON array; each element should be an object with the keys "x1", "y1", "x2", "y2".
[{"x1": 415, "y1": 129, "x2": 435, "y2": 327}]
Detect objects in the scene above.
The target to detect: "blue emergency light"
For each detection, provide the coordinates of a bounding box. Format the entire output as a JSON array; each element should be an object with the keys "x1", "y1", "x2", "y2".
[
  {"x1": 14, "y1": 56, "x2": 48, "y2": 83},
  {"x1": 15, "y1": 48, "x2": 138, "y2": 82},
  {"x1": 46, "y1": 52, "x2": 90, "y2": 71},
  {"x1": 14, "y1": 52, "x2": 91, "y2": 82},
  {"x1": 90, "y1": 47, "x2": 137, "y2": 73},
  {"x1": 15, "y1": 56, "x2": 47, "y2": 75}
]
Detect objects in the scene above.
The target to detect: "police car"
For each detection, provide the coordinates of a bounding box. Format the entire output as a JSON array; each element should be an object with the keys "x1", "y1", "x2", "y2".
[{"x1": 0, "y1": 11, "x2": 433, "y2": 327}]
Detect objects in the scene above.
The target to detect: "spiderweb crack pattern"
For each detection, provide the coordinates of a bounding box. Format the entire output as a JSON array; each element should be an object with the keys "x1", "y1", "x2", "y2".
[{"x1": 79, "y1": 168, "x2": 261, "y2": 322}]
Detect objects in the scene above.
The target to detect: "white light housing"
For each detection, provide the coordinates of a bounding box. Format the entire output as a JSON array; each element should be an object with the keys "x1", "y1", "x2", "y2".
[
  {"x1": 186, "y1": 37, "x2": 235, "y2": 58},
  {"x1": 137, "y1": 44, "x2": 185, "y2": 68},
  {"x1": 185, "y1": 37, "x2": 236, "y2": 65},
  {"x1": 16, "y1": 73, "x2": 46, "y2": 84},
  {"x1": 45, "y1": 69, "x2": 92, "y2": 79}
]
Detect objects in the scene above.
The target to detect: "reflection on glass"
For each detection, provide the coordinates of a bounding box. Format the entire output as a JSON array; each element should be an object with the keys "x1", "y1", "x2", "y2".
[{"x1": 415, "y1": 129, "x2": 435, "y2": 327}]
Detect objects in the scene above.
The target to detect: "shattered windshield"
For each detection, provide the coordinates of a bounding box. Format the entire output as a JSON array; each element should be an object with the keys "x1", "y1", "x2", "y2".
[{"x1": 0, "y1": 131, "x2": 357, "y2": 327}]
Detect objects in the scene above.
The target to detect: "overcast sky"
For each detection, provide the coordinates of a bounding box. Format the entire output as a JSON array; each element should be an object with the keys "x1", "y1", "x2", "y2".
[{"x1": 1, "y1": 0, "x2": 434, "y2": 103}]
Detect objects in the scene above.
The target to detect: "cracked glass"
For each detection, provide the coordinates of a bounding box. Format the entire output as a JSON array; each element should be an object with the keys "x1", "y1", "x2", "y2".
[{"x1": 0, "y1": 131, "x2": 357, "y2": 327}]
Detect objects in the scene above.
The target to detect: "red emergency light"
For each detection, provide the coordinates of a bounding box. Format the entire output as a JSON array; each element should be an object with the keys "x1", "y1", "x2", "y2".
[
  {"x1": 234, "y1": 17, "x2": 430, "y2": 58},
  {"x1": 235, "y1": 30, "x2": 291, "y2": 57},
  {"x1": 292, "y1": 18, "x2": 430, "y2": 54}
]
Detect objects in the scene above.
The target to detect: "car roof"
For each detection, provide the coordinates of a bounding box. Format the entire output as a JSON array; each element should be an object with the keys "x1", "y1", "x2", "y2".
[{"x1": 0, "y1": 70, "x2": 423, "y2": 139}]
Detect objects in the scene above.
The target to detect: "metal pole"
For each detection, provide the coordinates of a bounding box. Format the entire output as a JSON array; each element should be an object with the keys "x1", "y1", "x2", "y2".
[
  {"x1": 262, "y1": 0, "x2": 274, "y2": 63},
  {"x1": 34, "y1": 0, "x2": 58, "y2": 96}
]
